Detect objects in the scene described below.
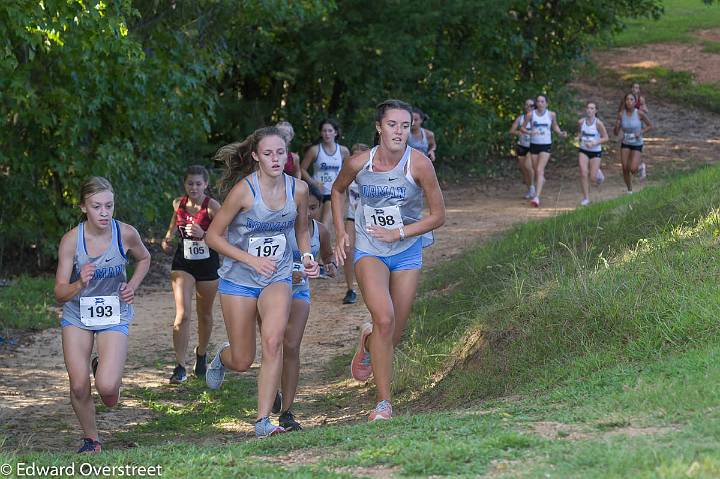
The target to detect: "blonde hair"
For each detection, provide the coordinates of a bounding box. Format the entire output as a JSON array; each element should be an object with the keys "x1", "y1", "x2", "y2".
[
  {"x1": 275, "y1": 120, "x2": 295, "y2": 142},
  {"x1": 80, "y1": 176, "x2": 114, "y2": 204},
  {"x1": 215, "y1": 126, "x2": 287, "y2": 198},
  {"x1": 351, "y1": 143, "x2": 370, "y2": 154}
]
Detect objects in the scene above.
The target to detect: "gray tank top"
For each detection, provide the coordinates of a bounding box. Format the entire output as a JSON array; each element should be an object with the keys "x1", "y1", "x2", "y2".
[
  {"x1": 62, "y1": 219, "x2": 133, "y2": 329},
  {"x1": 621, "y1": 109, "x2": 643, "y2": 146},
  {"x1": 407, "y1": 128, "x2": 429, "y2": 155},
  {"x1": 517, "y1": 113, "x2": 531, "y2": 148},
  {"x1": 354, "y1": 145, "x2": 427, "y2": 256},
  {"x1": 218, "y1": 172, "x2": 297, "y2": 288},
  {"x1": 287, "y1": 219, "x2": 321, "y2": 295}
]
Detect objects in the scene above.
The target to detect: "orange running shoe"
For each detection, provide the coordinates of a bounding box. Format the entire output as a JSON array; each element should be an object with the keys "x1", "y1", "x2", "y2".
[{"x1": 351, "y1": 322, "x2": 373, "y2": 381}]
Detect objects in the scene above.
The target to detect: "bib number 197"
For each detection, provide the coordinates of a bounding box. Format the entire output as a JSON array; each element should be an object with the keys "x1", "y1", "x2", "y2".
[
  {"x1": 248, "y1": 234, "x2": 287, "y2": 259},
  {"x1": 80, "y1": 295, "x2": 121, "y2": 327}
]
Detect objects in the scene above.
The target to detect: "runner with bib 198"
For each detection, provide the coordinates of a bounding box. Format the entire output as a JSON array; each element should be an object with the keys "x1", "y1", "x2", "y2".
[
  {"x1": 204, "y1": 127, "x2": 319, "y2": 438},
  {"x1": 161, "y1": 165, "x2": 221, "y2": 384},
  {"x1": 331, "y1": 99, "x2": 445, "y2": 421},
  {"x1": 301, "y1": 119, "x2": 350, "y2": 225},
  {"x1": 614, "y1": 93, "x2": 653, "y2": 195},
  {"x1": 54, "y1": 176, "x2": 151, "y2": 453}
]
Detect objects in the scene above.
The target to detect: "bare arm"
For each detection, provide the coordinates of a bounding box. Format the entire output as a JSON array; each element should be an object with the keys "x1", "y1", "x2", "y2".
[
  {"x1": 425, "y1": 129, "x2": 437, "y2": 161},
  {"x1": 204, "y1": 180, "x2": 258, "y2": 268},
  {"x1": 293, "y1": 180, "x2": 320, "y2": 277},
  {"x1": 300, "y1": 145, "x2": 320, "y2": 187},
  {"x1": 510, "y1": 115, "x2": 523, "y2": 137},
  {"x1": 291, "y1": 153, "x2": 302, "y2": 180},
  {"x1": 331, "y1": 150, "x2": 370, "y2": 264},
  {"x1": 119, "y1": 223, "x2": 151, "y2": 303},
  {"x1": 638, "y1": 111, "x2": 653, "y2": 134},
  {"x1": 551, "y1": 112, "x2": 567, "y2": 138},
  {"x1": 404, "y1": 150, "x2": 445, "y2": 238},
  {"x1": 161, "y1": 198, "x2": 180, "y2": 253},
  {"x1": 54, "y1": 229, "x2": 87, "y2": 303},
  {"x1": 613, "y1": 113, "x2": 622, "y2": 136},
  {"x1": 317, "y1": 221, "x2": 336, "y2": 277},
  {"x1": 596, "y1": 120, "x2": 610, "y2": 145}
]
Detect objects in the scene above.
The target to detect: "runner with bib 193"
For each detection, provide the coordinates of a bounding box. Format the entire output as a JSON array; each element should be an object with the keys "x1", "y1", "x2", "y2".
[
  {"x1": 204, "y1": 127, "x2": 319, "y2": 438},
  {"x1": 54, "y1": 176, "x2": 151, "y2": 453},
  {"x1": 331, "y1": 99, "x2": 445, "y2": 421},
  {"x1": 161, "y1": 165, "x2": 221, "y2": 384}
]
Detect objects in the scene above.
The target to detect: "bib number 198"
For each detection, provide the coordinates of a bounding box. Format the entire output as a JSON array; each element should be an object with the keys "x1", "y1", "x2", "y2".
[{"x1": 363, "y1": 205, "x2": 403, "y2": 231}]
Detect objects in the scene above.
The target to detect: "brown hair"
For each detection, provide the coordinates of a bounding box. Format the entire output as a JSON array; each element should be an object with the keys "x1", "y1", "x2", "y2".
[
  {"x1": 375, "y1": 99, "x2": 413, "y2": 124},
  {"x1": 215, "y1": 127, "x2": 287, "y2": 198},
  {"x1": 351, "y1": 143, "x2": 370, "y2": 154},
  {"x1": 80, "y1": 176, "x2": 114, "y2": 204},
  {"x1": 185, "y1": 164, "x2": 209, "y2": 182}
]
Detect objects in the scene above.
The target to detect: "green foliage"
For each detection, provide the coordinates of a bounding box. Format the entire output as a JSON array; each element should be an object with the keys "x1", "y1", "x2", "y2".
[
  {"x1": 0, "y1": 275, "x2": 55, "y2": 331},
  {"x1": 0, "y1": 1, "x2": 663, "y2": 269}
]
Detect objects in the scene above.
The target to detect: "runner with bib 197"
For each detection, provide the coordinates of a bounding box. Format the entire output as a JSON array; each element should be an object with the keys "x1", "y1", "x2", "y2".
[
  {"x1": 54, "y1": 176, "x2": 151, "y2": 453},
  {"x1": 204, "y1": 127, "x2": 319, "y2": 438},
  {"x1": 331, "y1": 99, "x2": 445, "y2": 421}
]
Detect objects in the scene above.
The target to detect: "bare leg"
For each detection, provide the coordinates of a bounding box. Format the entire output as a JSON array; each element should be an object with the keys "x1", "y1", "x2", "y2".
[
  {"x1": 389, "y1": 269, "x2": 421, "y2": 346},
  {"x1": 621, "y1": 148, "x2": 633, "y2": 191},
  {"x1": 355, "y1": 257, "x2": 394, "y2": 402},
  {"x1": 281, "y1": 298, "x2": 311, "y2": 411},
  {"x1": 579, "y1": 153, "x2": 590, "y2": 201},
  {"x1": 343, "y1": 220, "x2": 356, "y2": 292},
  {"x1": 533, "y1": 152, "x2": 551, "y2": 198},
  {"x1": 218, "y1": 294, "x2": 258, "y2": 372},
  {"x1": 62, "y1": 326, "x2": 97, "y2": 440},
  {"x1": 194, "y1": 279, "x2": 218, "y2": 356},
  {"x1": 94, "y1": 331, "x2": 128, "y2": 407},
  {"x1": 170, "y1": 271, "x2": 195, "y2": 367}
]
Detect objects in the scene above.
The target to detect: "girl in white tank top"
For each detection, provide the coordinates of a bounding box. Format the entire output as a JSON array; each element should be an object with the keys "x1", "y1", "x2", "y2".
[{"x1": 576, "y1": 101, "x2": 609, "y2": 206}]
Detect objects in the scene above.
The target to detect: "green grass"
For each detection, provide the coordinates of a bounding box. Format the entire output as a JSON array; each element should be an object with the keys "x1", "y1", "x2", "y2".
[
  {"x1": 612, "y1": 0, "x2": 720, "y2": 47},
  {"x1": 0, "y1": 275, "x2": 56, "y2": 331},
  {"x1": 599, "y1": 65, "x2": 720, "y2": 114}
]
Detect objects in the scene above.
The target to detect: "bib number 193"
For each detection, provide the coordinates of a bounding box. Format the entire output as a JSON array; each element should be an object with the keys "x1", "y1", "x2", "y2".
[{"x1": 80, "y1": 295, "x2": 121, "y2": 327}]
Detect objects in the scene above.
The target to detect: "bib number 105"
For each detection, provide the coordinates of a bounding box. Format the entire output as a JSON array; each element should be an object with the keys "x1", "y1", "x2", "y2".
[
  {"x1": 183, "y1": 239, "x2": 210, "y2": 260},
  {"x1": 363, "y1": 205, "x2": 404, "y2": 230}
]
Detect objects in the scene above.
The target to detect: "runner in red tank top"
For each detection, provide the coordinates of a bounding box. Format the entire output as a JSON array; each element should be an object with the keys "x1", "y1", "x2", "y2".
[{"x1": 161, "y1": 165, "x2": 221, "y2": 384}]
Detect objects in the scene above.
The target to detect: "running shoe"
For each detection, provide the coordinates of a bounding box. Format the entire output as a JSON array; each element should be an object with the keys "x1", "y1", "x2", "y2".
[
  {"x1": 638, "y1": 162, "x2": 646, "y2": 180},
  {"x1": 595, "y1": 169, "x2": 605, "y2": 186},
  {"x1": 170, "y1": 364, "x2": 187, "y2": 384},
  {"x1": 77, "y1": 437, "x2": 102, "y2": 454},
  {"x1": 626, "y1": 190, "x2": 634, "y2": 195},
  {"x1": 272, "y1": 390, "x2": 283, "y2": 414},
  {"x1": 317, "y1": 265, "x2": 328, "y2": 279},
  {"x1": 523, "y1": 185, "x2": 536, "y2": 199},
  {"x1": 279, "y1": 410, "x2": 303, "y2": 431},
  {"x1": 530, "y1": 196, "x2": 540, "y2": 208},
  {"x1": 580, "y1": 198, "x2": 590, "y2": 206},
  {"x1": 194, "y1": 347, "x2": 207, "y2": 377},
  {"x1": 342, "y1": 289, "x2": 357, "y2": 304},
  {"x1": 91, "y1": 355, "x2": 99, "y2": 378},
  {"x1": 369, "y1": 400, "x2": 392, "y2": 421},
  {"x1": 351, "y1": 322, "x2": 373, "y2": 382},
  {"x1": 255, "y1": 416, "x2": 286, "y2": 438},
  {"x1": 206, "y1": 342, "x2": 229, "y2": 390}
]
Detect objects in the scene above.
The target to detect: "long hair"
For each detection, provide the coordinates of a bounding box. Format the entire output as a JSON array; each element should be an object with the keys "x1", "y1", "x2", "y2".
[
  {"x1": 81, "y1": 176, "x2": 113, "y2": 204},
  {"x1": 215, "y1": 126, "x2": 286, "y2": 199}
]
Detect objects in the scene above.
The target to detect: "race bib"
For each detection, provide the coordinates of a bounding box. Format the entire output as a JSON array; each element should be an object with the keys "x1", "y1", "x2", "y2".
[
  {"x1": 364, "y1": 205, "x2": 404, "y2": 230},
  {"x1": 292, "y1": 262, "x2": 306, "y2": 285},
  {"x1": 248, "y1": 234, "x2": 286, "y2": 259},
  {"x1": 320, "y1": 172, "x2": 334, "y2": 184},
  {"x1": 183, "y1": 239, "x2": 210, "y2": 260},
  {"x1": 80, "y1": 295, "x2": 121, "y2": 327},
  {"x1": 624, "y1": 132, "x2": 638, "y2": 142}
]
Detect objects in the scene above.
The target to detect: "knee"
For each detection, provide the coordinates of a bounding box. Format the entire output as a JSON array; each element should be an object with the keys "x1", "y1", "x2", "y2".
[
  {"x1": 225, "y1": 348, "x2": 253, "y2": 373},
  {"x1": 173, "y1": 312, "x2": 190, "y2": 328},
  {"x1": 95, "y1": 379, "x2": 120, "y2": 406},
  {"x1": 579, "y1": 168, "x2": 588, "y2": 177},
  {"x1": 262, "y1": 334, "x2": 284, "y2": 360},
  {"x1": 70, "y1": 379, "x2": 91, "y2": 401},
  {"x1": 371, "y1": 314, "x2": 395, "y2": 337},
  {"x1": 283, "y1": 340, "x2": 300, "y2": 361}
]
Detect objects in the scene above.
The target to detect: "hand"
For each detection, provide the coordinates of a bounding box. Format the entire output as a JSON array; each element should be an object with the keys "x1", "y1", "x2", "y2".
[
  {"x1": 560, "y1": 130, "x2": 568, "y2": 138},
  {"x1": 161, "y1": 237, "x2": 173, "y2": 254},
  {"x1": 324, "y1": 261, "x2": 338, "y2": 278},
  {"x1": 252, "y1": 256, "x2": 277, "y2": 277},
  {"x1": 79, "y1": 263, "x2": 96, "y2": 287},
  {"x1": 334, "y1": 230, "x2": 350, "y2": 266},
  {"x1": 119, "y1": 282, "x2": 135, "y2": 304},
  {"x1": 429, "y1": 150, "x2": 436, "y2": 162},
  {"x1": 184, "y1": 223, "x2": 205, "y2": 239},
  {"x1": 635, "y1": 129, "x2": 642, "y2": 136},
  {"x1": 303, "y1": 257, "x2": 320, "y2": 278},
  {"x1": 367, "y1": 225, "x2": 400, "y2": 243}
]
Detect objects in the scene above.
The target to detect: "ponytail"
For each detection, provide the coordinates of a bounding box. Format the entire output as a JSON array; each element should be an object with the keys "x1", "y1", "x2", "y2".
[{"x1": 215, "y1": 126, "x2": 287, "y2": 199}]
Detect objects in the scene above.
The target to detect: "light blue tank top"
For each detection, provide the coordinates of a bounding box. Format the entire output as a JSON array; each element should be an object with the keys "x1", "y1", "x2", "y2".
[
  {"x1": 621, "y1": 109, "x2": 643, "y2": 146},
  {"x1": 218, "y1": 172, "x2": 297, "y2": 288},
  {"x1": 407, "y1": 128, "x2": 429, "y2": 155},
  {"x1": 354, "y1": 146, "x2": 430, "y2": 256},
  {"x1": 517, "y1": 113, "x2": 531, "y2": 148},
  {"x1": 62, "y1": 220, "x2": 133, "y2": 329},
  {"x1": 287, "y1": 219, "x2": 321, "y2": 295}
]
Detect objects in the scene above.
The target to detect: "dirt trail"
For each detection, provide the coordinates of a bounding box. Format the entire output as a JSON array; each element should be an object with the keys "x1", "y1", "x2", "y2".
[{"x1": 2, "y1": 72, "x2": 719, "y2": 453}]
